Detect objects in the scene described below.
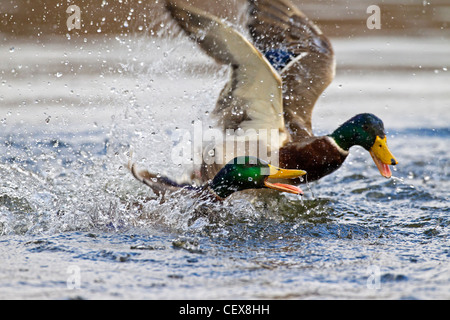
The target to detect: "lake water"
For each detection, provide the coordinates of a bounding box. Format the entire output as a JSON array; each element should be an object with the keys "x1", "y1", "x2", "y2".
[{"x1": 0, "y1": 1, "x2": 449, "y2": 300}]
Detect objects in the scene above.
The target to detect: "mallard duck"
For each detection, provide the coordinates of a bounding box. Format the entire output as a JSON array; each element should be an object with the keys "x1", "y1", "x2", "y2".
[
  {"x1": 130, "y1": 156, "x2": 306, "y2": 200},
  {"x1": 164, "y1": 0, "x2": 398, "y2": 185}
]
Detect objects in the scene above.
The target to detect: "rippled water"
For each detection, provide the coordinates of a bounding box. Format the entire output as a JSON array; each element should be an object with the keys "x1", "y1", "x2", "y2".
[{"x1": 1, "y1": 14, "x2": 449, "y2": 299}]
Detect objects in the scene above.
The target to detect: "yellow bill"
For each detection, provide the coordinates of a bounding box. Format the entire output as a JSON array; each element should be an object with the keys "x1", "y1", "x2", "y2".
[
  {"x1": 369, "y1": 136, "x2": 398, "y2": 178},
  {"x1": 264, "y1": 164, "x2": 306, "y2": 195}
]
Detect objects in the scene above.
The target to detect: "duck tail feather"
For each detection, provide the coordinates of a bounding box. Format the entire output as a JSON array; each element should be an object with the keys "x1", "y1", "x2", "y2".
[{"x1": 130, "y1": 163, "x2": 198, "y2": 196}]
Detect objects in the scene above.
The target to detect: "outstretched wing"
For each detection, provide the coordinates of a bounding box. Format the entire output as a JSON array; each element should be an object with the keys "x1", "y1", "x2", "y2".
[
  {"x1": 166, "y1": 0, "x2": 288, "y2": 148},
  {"x1": 248, "y1": 0, "x2": 336, "y2": 139}
]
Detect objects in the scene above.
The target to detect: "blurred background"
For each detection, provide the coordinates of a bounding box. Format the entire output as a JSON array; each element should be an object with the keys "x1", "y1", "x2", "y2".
[{"x1": 1, "y1": 0, "x2": 449, "y2": 38}]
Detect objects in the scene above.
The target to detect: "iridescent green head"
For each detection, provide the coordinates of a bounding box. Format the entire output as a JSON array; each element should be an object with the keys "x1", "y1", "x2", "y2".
[
  {"x1": 329, "y1": 113, "x2": 398, "y2": 178},
  {"x1": 210, "y1": 156, "x2": 306, "y2": 199}
]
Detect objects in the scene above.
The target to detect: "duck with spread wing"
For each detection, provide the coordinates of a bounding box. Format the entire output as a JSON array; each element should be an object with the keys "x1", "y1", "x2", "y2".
[
  {"x1": 132, "y1": 0, "x2": 398, "y2": 197},
  {"x1": 166, "y1": 0, "x2": 397, "y2": 180}
]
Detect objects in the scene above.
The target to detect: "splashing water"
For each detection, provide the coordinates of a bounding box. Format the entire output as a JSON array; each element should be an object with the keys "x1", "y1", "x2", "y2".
[{"x1": 0, "y1": 30, "x2": 449, "y2": 299}]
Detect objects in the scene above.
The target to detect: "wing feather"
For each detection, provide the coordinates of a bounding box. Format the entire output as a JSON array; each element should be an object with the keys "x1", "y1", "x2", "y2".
[
  {"x1": 247, "y1": 0, "x2": 336, "y2": 139},
  {"x1": 166, "y1": 0, "x2": 288, "y2": 148}
]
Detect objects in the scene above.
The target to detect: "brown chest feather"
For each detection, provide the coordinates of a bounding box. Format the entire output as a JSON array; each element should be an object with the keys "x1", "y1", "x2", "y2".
[{"x1": 279, "y1": 137, "x2": 347, "y2": 182}]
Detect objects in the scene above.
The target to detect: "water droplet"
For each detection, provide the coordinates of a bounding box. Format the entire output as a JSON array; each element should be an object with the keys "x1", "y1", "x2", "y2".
[
  {"x1": 9, "y1": 47, "x2": 14, "y2": 53},
  {"x1": 55, "y1": 72, "x2": 63, "y2": 78}
]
